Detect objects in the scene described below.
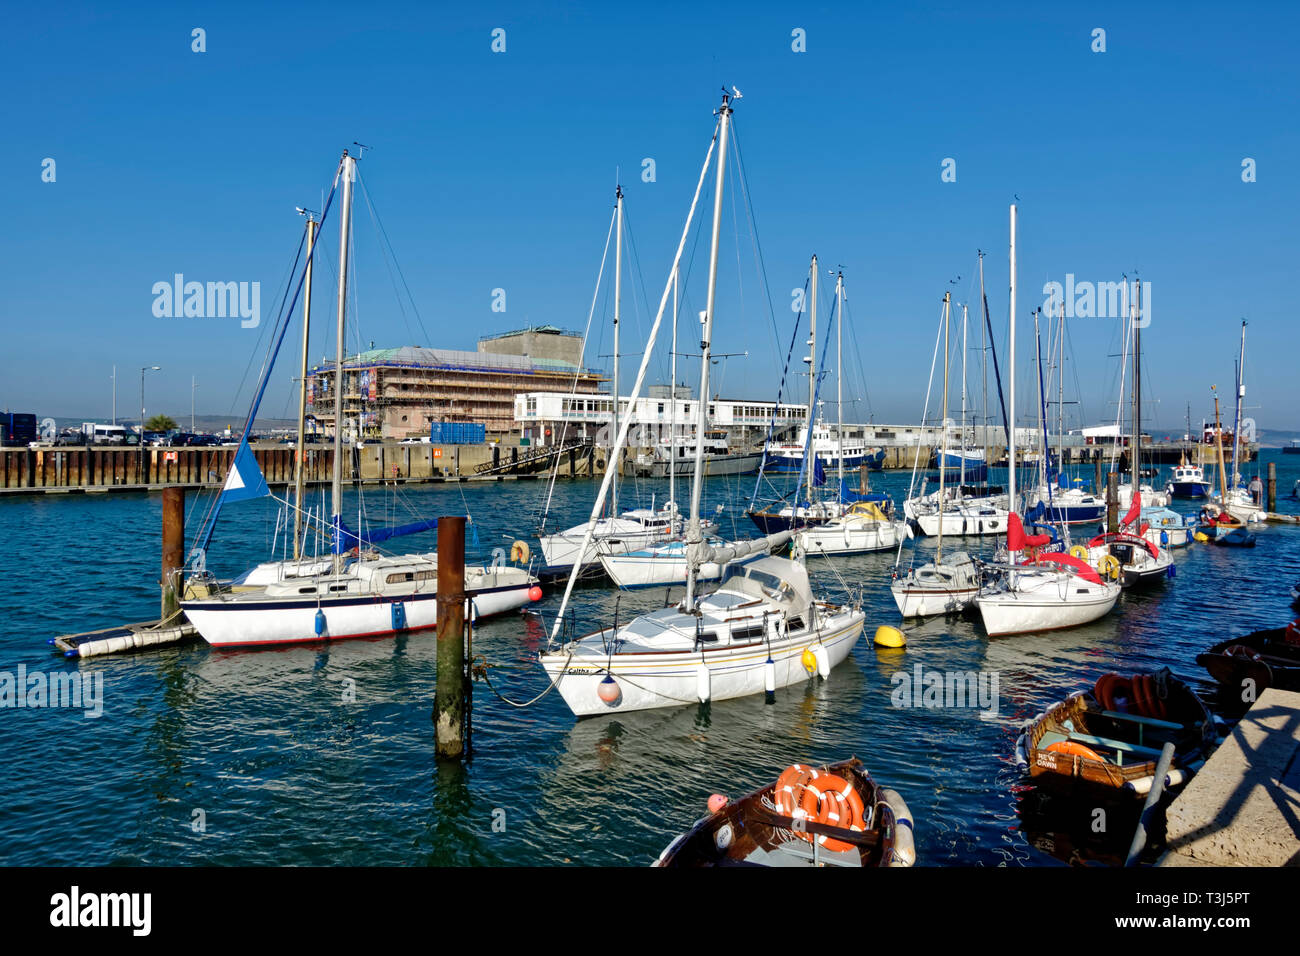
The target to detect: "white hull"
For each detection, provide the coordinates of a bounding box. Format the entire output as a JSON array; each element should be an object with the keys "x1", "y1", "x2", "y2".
[
  {"x1": 975, "y1": 570, "x2": 1119, "y2": 637},
  {"x1": 539, "y1": 512, "x2": 707, "y2": 571},
  {"x1": 540, "y1": 613, "x2": 864, "y2": 716},
  {"x1": 184, "y1": 566, "x2": 537, "y2": 647},
  {"x1": 794, "y1": 520, "x2": 905, "y2": 556},
  {"x1": 1144, "y1": 524, "x2": 1191, "y2": 549},
  {"x1": 1212, "y1": 489, "x2": 1266, "y2": 520},
  {"x1": 1118, "y1": 484, "x2": 1170, "y2": 509},
  {"x1": 890, "y1": 553, "x2": 982, "y2": 617},
  {"x1": 911, "y1": 507, "x2": 1009, "y2": 537},
  {"x1": 598, "y1": 547, "x2": 740, "y2": 589}
]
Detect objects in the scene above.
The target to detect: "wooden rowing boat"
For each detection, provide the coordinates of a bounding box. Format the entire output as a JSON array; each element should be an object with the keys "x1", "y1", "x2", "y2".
[
  {"x1": 1197, "y1": 624, "x2": 1300, "y2": 695},
  {"x1": 653, "y1": 758, "x2": 915, "y2": 867},
  {"x1": 1015, "y1": 669, "x2": 1216, "y2": 795}
]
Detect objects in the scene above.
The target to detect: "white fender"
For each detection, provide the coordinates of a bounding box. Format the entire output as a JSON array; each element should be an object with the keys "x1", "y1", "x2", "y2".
[
  {"x1": 880, "y1": 787, "x2": 916, "y2": 867},
  {"x1": 696, "y1": 660, "x2": 710, "y2": 703},
  {"x1": 813, "y1": 643, "x2": 830, "y2": 679}
]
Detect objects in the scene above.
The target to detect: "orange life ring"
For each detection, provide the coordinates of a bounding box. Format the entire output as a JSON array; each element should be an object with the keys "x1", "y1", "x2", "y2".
[
  {"x1": 1046, "y1": 740, "x2": 1103, "y2": 762},
  {"x1": 796, "y1": 770, "x2": 866, "y2": 853},
  {"x1": 1131, "y1": 674, "x2": 1154, "y2": 719},
  {"x1": 773, "y1": 764, "x2": 812, "y2": 817},
  {"x1": 1094, "y1": 673, "x2": 1119, "y2": 710},
  {"x1": 1094, "y1": 673, "x2": 1129, "y2": 712}
]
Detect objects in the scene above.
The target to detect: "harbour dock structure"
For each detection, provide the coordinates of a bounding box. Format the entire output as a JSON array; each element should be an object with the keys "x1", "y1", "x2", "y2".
[
  {"x1": 0, "y1": 438, "x2": 598, "y2": 495},
  {"x1": 1158, "y1": 687, "x2": 1300, "y2": 867}
]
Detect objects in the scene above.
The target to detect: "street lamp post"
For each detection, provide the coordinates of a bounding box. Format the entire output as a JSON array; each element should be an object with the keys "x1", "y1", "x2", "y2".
[{"x1": 141, "y1": 365, "x2": 160, "y2": 481}]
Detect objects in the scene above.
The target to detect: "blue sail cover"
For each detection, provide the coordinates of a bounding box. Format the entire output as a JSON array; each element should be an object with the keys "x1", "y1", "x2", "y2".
[
  {"x1": 838, "y1": 477, "x2": 891, "y2": 508},
  {"x1": 331, "y1": 515, "x2": 440, "y2": 554},
  {"x1": 812, "y1": 456, "x2": 826, "y2": 488},
  {"x1": 219, "y1": 441, "x2": 270, "y2": 504}
]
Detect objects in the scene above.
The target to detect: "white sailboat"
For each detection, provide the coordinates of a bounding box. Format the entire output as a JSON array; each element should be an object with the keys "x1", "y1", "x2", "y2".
[
  {"x1": 794, "y1": 271, "x2": 907, "y2": 557},
  {"x1": 747, "y1": 256, "x2": 860, "y2": 533},
  {"x1": 1211, "y1": 320, "x2": 1265, "y2": 521},
  {"x1": 539, "y1": 92, "x2": 864, "y2": 715},
  {"x1": 891, "y1": 291, "x2": 983, "y2": 617},
  {"x1": 903, "y1": 285, "x2": 1010, "y2": 537},
  {"x1": 182, "y1": 151, "x2": 538, "y2": 648},
  {"x1": 537, "y1": 186, "x2": 704, "y2": 573},
  {"x1": 1114, "y1": 279, "x2": 1169, "y2": 509},
  {"x1": 973, "y1": 204, "x2": 1121, "y2": 637}
]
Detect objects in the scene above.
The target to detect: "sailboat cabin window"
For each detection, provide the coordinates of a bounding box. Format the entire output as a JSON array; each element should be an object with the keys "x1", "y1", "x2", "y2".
[
  {"x1": 729, "y1": 624, "x2": 765, "y2": 643},
  {"x1": 386, "y1": 569, "x2": 437, "y2": 584}
]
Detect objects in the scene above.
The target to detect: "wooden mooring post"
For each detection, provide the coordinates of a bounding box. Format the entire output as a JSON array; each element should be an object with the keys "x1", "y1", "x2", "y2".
[
  {"x1": 161, "y1": 487, "x2": 184, "y2": 621},
  {"x1": 434, "y1": 516, "x2": 468, "y2": 760},
  {"x1": 1106, "y1": 471, "x2": 1119, "y2": 534},
  {"x1": 1094, "y1": 458, "x2": 1103, "y2": 494},
  {"x1": 1267, "y1": 461, "x2": 1276, "y2": 512}
]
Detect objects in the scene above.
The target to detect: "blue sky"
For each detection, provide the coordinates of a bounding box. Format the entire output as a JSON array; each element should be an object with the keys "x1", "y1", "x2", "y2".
[{"x1": 4, "y1": 1, "x2": 1297, "y2": 432}]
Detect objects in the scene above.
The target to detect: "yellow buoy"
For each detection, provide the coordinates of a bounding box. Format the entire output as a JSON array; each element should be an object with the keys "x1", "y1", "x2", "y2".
[
  {"x1": 874, "y1": 625, "x2": 906, "y2": 648},
  {"x1": 1193, "y1": 531, "x2": 1209, "y2": 543},
  {"x1": 800, "y1": 648, "x2": 818, "y2": 674}
]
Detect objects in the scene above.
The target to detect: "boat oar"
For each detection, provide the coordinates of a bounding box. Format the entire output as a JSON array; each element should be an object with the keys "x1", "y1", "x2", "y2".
[{"x1": 1124, "y1": 740, "x2": 1177, "y2": 867}]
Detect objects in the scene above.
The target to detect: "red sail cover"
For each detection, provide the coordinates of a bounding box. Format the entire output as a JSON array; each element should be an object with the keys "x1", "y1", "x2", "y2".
[
  {"x1": 1032, "y1": 551, "x2": 1104, "y2": 584},
  {"x1": 1121, "y1": 488, "x2": 1141, "y2": 528},
  {"x1": 1006, "y1": 512, "x2": 1050, "y2": 552}
]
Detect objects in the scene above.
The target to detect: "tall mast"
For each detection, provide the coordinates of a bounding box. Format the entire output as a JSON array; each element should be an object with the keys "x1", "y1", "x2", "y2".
[
  {"x1": 331, "y1": 150, "x2": 355, "y2": 575},
  {"x1": 685, "y1": 91, "x2": 732, "y2": 611},
  {"x1": 937, "y1": 292, "x2": 950, "y2": 563},
  {"x1": 611, "y1": 184, "x2": 623, "y2": 516},
  {"x1": 1057, "y1": 299, "x2": 1065, "y2": 477},
  {"x1": 294, "y1": 212, "x2": 317, "y2": 560},
  {"x1": 1034, "y1": 308, "x2": 1047, "y2": 493},
  {"x1": 1008, "y1": 204, "x2": 1017, "y2": 514},
  {"x1": 669, "y1": 263, "x2": 678, "y2": 512},
  {"x1": 836, "y1": 270, "x2": 844, "y2": 489},
  {"x1": 807, "y1": 254, "x2": 818, "y2": 505},
  {"x1": 1232, "y1": 320, "x2": 1246, "y2": 490},
  {"x1": 978, "y1": 252, "x2": 988, "y2": 472},
  {"x1": 1132, "y1": 279, "x2": 1141, "y2": 490},
  {"x1": 960, "y1": 302, "x2": 968, "y2": 491},
  {"x1": 1213, "y1": 387, "x2": 1228, "y2": 504}
]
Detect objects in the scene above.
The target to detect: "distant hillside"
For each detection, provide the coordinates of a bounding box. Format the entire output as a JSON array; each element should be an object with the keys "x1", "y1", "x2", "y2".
[{"x1": 1255, "y1": 428, "x2": 1300, "y2": 448}]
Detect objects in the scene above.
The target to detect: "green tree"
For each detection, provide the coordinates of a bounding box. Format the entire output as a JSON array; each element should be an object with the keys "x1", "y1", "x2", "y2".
[{"x1": 146, "y1": 414, "x2": 178, "y2": 433}]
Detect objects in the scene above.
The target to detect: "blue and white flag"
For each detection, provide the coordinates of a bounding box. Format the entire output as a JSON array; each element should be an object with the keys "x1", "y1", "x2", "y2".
[{"x1": 219, "y1": 441, "x2": 269, "y2": 504}]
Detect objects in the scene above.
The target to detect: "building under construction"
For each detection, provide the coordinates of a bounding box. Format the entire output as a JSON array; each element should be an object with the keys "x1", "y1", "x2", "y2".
[{"x1": 307, "y1": 327, "x2": 603, "y2": 440}]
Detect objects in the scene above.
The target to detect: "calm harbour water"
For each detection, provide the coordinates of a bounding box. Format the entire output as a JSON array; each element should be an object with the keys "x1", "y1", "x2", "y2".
[{"x1": 1, "y1": 454, "x2": 1297, "y2": 866}]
